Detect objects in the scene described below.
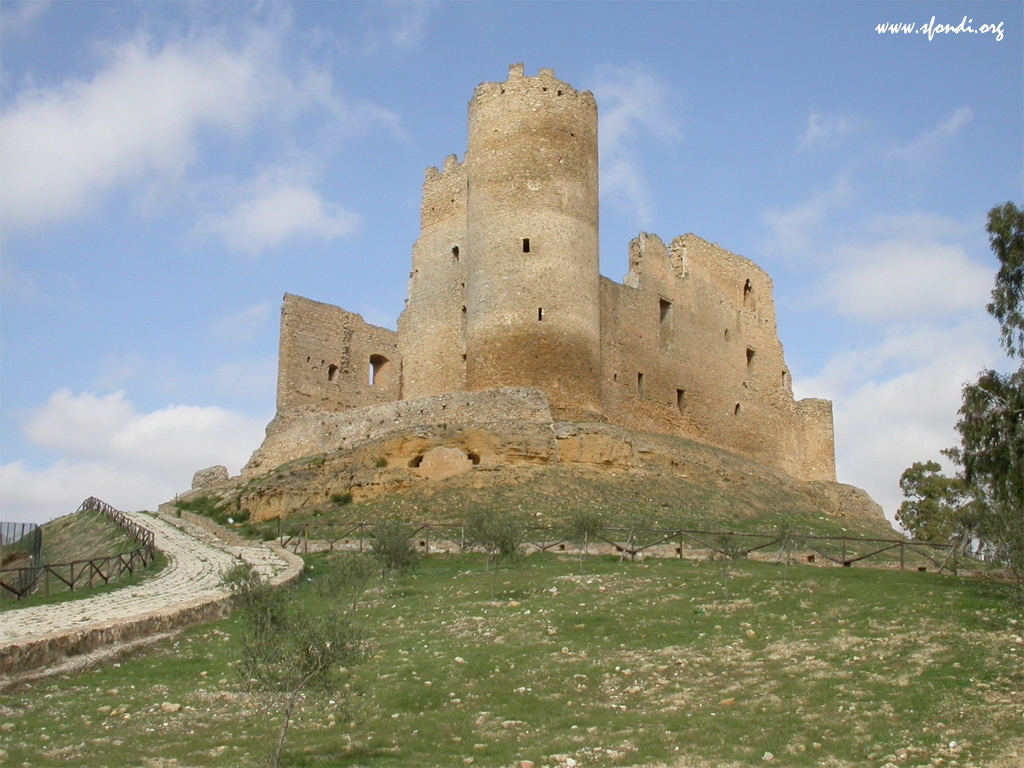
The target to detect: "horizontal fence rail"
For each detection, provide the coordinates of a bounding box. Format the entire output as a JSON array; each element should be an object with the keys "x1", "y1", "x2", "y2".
[
  {"x1": 0, "y1": 498, "x2": 157, "y2": 601},
  {"x1": 272, "y1": 520, "x2": 966, "y2": 576}
]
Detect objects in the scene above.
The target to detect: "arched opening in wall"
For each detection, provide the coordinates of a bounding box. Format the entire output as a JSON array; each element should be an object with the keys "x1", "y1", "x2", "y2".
[
  {"x1": 328, "y1": 364, "x2": 338, "y2": 382},
  {"x1": 369, "y1": 354, "x2": 391, "y2": 388},
  {"x1": 734, "y1": 402, "x2": 742, "y2": 416},
  {"x1": 637, "y1": 372, "x2": 645, "y2": 398},
  {"x1": 451, "y1": 245, "x2": 460, "y2": 262},
  {"x1": 782, "y1": 370, "x2": 789, "y2": 387},
  {"x1": 676, "y1": 389, "x2": 686, "y2": 412},
  {"x1": 743, "y1": 279, "x2": 754, "y2": 309},
  {"x1": 409, "y1": 455, "x2": 424, "y2": 468},
  {"x1": 467, "y1": 451, "x2": 481, "y2": 465}
]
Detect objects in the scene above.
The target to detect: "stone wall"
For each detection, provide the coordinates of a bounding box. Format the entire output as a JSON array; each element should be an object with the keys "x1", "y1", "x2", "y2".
[
  {"x1": 244, "y1": 387, "x2": 553, "y2": 477},
  {"x1": 277, "y1": 293, "x2": 400, "y2": 412}
]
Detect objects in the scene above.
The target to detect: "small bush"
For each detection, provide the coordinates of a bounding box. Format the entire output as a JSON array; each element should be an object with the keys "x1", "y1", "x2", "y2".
[
  {"x1": 375, "y1": 457, "x2": 388, "y2": 468},
  {"x1": 330, "y1": 493, "x2": 353, "y2": 507},
  {"x1": 317, "y1": 552, "x2": 378, "y2": 606},
  {"x1": 369, "y1": 518, "x2": 418, "y2": 573},
  {"x1": 465, "y1": 508, "x2": 525, "y2": 571}
]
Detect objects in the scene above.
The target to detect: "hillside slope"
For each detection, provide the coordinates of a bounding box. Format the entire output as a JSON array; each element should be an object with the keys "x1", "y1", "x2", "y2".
[{"x1": 185, "y1": 421, "x2": 896, "y2": 540}]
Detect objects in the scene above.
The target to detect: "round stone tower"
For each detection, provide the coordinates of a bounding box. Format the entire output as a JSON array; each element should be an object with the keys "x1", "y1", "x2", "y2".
[{"x1": 464, "y1": 63, "x2": 603, "y2": 420}]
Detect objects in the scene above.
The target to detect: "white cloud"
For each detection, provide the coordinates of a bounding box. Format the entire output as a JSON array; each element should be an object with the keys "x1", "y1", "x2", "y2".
[
  {"x1": 799, "y1": 319, "x2": 999, "y2": 521},
  {"x1": 1, "y1": 389, "x2": 267, "y2": 524},
  {"x1": 1, "y1": 34, "x2": 265, "y2": 232},
  {"x1": 828, "y1": 236, "x2": 992, "y2": 323},
  {"x1": 197, "y1": 174, "x2": 361, "y2": 256},
  {"x1": 361, "y1": 0, "x2": 437, "y2": 51},
  {"x1": 0, "y1": 24, "x2": 400, "y2": 237},
  {"x1": 762, "y1": 177, "x2": 852, "y2": 258},
  {"x1": 887, "y1": 107, "x2": 973, "y2": 168},
  {"x1": 589, "y1": 63, "x2": 681, "y2": 227},
  {"x1": 799, "y1": 113, "x2": 865, "y2": 149}
]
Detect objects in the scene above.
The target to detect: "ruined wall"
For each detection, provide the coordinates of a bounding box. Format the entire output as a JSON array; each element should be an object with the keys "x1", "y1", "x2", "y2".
[
  {"x1": 398, "y1": 154, "x2": 468, "y2": 399},
  {"x1": 599, "y1": 232, "x2": 832, "y2": 481},
  {"x1": 276, "y1": 294, "x2": 401, "y2": 413},
  {"x1": 246, "y1": 387, "x2": 553, "y2": 477},
  {"x1": 796, "y1": 398, "x2": 837, "y2": 481}
]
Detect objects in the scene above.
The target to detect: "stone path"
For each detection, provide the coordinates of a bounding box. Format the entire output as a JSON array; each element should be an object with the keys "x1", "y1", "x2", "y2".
[{"x1": 0, "y1": 511, "x2": 301, "y2": 676}]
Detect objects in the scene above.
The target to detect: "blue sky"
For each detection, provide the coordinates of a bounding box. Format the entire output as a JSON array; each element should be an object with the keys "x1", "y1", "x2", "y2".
[{"x1": 2, "y1": 1, "x2": 1021, "y2": 526}]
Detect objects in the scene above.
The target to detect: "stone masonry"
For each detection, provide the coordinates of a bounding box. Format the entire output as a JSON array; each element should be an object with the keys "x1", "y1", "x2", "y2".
[{"x1": 256, "y1": 64, "x2": 836, "y2": 484}]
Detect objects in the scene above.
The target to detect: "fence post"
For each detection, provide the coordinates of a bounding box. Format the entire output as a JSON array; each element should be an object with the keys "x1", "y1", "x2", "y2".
[
  {"x1": 899, "y1": 541, "x2": 905, "y2": 570},
  {"x1": 842, "y1": 538, "x2": 848, "y2": 567}
]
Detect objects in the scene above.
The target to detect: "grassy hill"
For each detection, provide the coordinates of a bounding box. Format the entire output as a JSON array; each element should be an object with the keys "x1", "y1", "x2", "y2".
[
  {"x1": 2, "y1": 551, "x2": 1020, "y2": 767},
  {"x1": 1, "y1": 509, "x2": 164, "y2": 607}
]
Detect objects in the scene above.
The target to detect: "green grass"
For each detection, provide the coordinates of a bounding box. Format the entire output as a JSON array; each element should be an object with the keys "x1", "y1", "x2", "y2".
[
  {"x1": 2, "y1": 554, "x2": 1021, "y2": 767},
  {"x1": 1, "y1": 510, "x2": 167, "y2": 606},
  {"x1": 40, "y1": 509, "x2": 141, "y2": 566}
]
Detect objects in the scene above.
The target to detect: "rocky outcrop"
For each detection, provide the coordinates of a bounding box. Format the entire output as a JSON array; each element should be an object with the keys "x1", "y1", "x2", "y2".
[{"x1": 191, "y1": 465, "x2": 229, "y2": 490}]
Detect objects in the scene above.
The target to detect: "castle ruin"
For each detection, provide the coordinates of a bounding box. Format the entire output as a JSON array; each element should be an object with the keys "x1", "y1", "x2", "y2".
[{"x1": 245, "y1": 64, "x2": 836, "y2": 485}]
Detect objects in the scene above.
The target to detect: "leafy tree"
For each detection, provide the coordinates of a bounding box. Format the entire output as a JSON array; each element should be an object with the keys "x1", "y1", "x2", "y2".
[
  {"x1": 565, "y1": 509, "x2": 604, "y2": 573},
  {"x1": 226, "y1": 565, "x2": 365, "y2": 768},
  {"x1": 895, "y1": 461, "x2": 973, "y2": 543},
  {"x1": 941, "y1": 202, "x2": 1024, "y2": 586},
  {"x1": 465, "y1": 508, "x2": 525, "y2": 599},
  {"x1": 984, "y1": 201, "x2": 1024, "y2": 359},
  {"x1": 465, "y1": 508, "x2": 525, "y2": 572}
]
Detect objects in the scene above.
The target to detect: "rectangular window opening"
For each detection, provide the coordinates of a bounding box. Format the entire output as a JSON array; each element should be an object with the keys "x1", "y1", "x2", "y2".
[
  {"x1": 659, "y1": 298, "x2": 672, "y2": 326},
  {"x1": 538, "y1": 307, "x2": 544, "y2": 321},
  {"x1": 676, "y1": 389, "x2": 686, "y2": 412},
  {"x1": 746, "y1": 347, "x2": 756, "y2": 366},
  {"x1": 637, "y1": 372, "x2": 645, "y2": 398},
  {"x1": 522, "y1": 237, "x2": 531, "y2": 253}
]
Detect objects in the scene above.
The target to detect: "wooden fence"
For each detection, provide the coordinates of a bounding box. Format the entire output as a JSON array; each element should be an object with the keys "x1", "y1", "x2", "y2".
[
  {"x1": 0, "y1": 498, "x2": 157, "y2": 600},
  {"x1": 274, "y1": 520, "x2": 966, "y2": 576}
]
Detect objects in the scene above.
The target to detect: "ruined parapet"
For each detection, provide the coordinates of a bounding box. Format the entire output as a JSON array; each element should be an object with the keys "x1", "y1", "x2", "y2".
[
  {"x1": 276, "y1": 294, "x2": 400, "y2": 414},
  {"x1": 796, "y1": 398, "x2": 837, "y2": 482},
  {"x1": 191, "y1": 465, "x2": 229, "y2": 491}
]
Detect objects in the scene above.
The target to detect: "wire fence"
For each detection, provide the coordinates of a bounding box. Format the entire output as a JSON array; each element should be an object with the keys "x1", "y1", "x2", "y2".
[
  {"x1": 0, "y1": 498, "x2": 157, "y2": 601},
  {"x1": 273, "y1": 520, "x2": 968, "y2": 576}
]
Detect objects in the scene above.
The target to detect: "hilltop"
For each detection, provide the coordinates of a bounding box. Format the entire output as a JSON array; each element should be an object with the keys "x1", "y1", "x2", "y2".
[{"x1": 178, "y1": 420, "x2": 895, "y2": 540}]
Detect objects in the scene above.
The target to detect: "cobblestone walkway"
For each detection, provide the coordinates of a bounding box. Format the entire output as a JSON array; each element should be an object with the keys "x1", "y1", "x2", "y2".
[{"x1": 0, "y1": 511, "x2": 298, "y2": 656}]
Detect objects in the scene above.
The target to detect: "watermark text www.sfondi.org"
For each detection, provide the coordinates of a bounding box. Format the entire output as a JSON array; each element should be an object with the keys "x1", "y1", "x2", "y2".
[{"x1": 876, "y1": 15, "x2": 1004, "y2": 42}]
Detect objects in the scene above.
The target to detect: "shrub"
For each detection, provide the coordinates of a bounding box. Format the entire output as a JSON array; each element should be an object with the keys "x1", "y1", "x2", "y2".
[
  {"x1": 565, "y1": 509, "x2": 604, "y2": 573},
  {"x1": 225, "y1": 564, "x2": 365, "y2": 768},
  {"x1": 369, "y1": 518, "x2": 418, "y2": 573}
]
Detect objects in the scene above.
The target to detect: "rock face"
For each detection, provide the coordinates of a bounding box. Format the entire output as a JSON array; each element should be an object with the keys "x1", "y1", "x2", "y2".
[
  {"x1": 191, "y1": 465, "x2": 229, "y2": 490},
  {"x1": 205, "y1": 416, "x2": 894, "y2": 538}
]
